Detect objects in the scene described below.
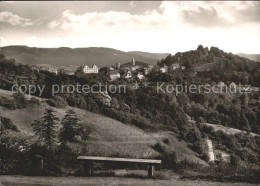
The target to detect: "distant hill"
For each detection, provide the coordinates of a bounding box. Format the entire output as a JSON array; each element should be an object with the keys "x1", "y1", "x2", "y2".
[
  {"x1": 237, "y1": 53, "x2": 260, "y2": 62},
  {"x1": 0, "y1": 46, "x2": 165, "y2": 71},
  {"x1": 128, "y1": 51, "x2": 169, "y2": 61}
]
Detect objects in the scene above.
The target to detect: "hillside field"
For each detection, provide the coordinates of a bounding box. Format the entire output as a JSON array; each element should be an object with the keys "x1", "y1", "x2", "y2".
[{"x1": 0, "y1": 102, "x2": 204, "y2": 164}]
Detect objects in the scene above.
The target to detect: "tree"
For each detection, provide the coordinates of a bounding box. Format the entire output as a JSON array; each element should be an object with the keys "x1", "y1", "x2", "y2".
[
  {"x1": 32, "y1": 119, "x2": 43, "y2": 140},
  {"x1": 164, "y1": 55, "x2": 173, "y2": 66},
  {"x1": 75, "y1": 65, "x2": 84, "y2": 77},
  {"x1": 99, "y1": 67, "x2": 109, "y2": 76},
  {"x1": 186, "y1": 127, "x2": 201, "y2": 143},
  {"x1": 190, "y1": 103, "x2": 206, "y2": 120},
  {"x1": 240, "y1": 112, "x2": 251, "y2": 132},
  {"x1": 59, "y1": 109, "x2": 81, "y2": 145},
  {"x1": 111, "y1": 97, "x2": 120, "y2": 109},
  {"x1": 240, "y1": 93, "x2": 249, "y2": 106},
  {"x1": 0, "y1": 116, "x2": 19, "y2": 132},
  {"x1": 0, "y1": 117, "x2": 5, "y2": 134},
  {"x1": 32, "y1": 109, "x2": 59, "y2": 149},
  {"x1": 197, "y1": 117, "x2": 205, "y2": 125},
  {"x1": 216, "y1": 103, "x2": 229, "y2": 115},
  {"x1": 177, "y1": 93, "x2": 190, "y2": 112},
  {"x1": 230, "y1": 154, "x2": 241, "y2": 167},
  {"x1": 183, "y1": 60, "x2": 194, "y2": 71},
  {"x1": 197, "y1": 45, "x2": 204, "y2": 52}
]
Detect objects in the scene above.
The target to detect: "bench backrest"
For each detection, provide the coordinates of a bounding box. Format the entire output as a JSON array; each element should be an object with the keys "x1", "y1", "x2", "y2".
[{"x1": 77, "y1": 156, "x2": 161, "y2": 164}]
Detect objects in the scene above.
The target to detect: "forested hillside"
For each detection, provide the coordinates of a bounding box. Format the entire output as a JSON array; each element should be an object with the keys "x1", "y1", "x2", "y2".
[{"x1": 159, "y1": 45, "x2": 260, "y2": 86}]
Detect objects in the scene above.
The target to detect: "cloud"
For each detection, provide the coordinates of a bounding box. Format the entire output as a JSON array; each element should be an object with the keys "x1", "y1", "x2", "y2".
[
  {"x1": 48, "y1": 20, "x2": 60, "y2": 29},
  {"x1": 182, "y1": 7, "x2": 231, "y2": 27},
  {"x1": 0, "y1": 11, "x2": 34, "y2": 26},
  {"x1": 236, "y1": 2, "x2": 260, "y2": 23},
  {"x1": 1, "y1": 1, "x2": 260, "y2": 54},
  {"x1": 161, "y1": 1, "x2": 260, "y2": 27},
  {"x1": 59, "y1": 9, "x2": 167, "y2": 34},
  {"x1": 129, "y1": 1, "x2": 137, "y2": 8}
]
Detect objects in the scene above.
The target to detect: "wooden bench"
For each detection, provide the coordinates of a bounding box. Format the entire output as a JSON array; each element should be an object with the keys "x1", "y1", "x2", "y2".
[{"x1": 77, "y1": 156, "x2": 161, "y2": 178}]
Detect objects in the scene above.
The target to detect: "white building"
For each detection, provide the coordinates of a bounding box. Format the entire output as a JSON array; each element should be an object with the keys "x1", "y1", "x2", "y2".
[
  {"x1": 159, "y1": 66, "x2": 168, "y2": 73},
  {"x1": 109, "y1": 67, "x2": 115, "y2": 71},
  {"x1": 49, "y1": 69, "x2": 58, "y2": 75},
  {"x1": 206, "y1": 139, "x2": 215, "y2": 162},
  {"x1": 137, "y1": 72, "x2": 144, "y2": 80},
  {"x1": 125, "y1": 71, "x2": 132, "y2": 79},
  {"x1": 83, "y1": 65, "x2": 99, "y2": 74},
  {"x1": 65, "y1": 70, "x2": 75, "y2": 75},
  {"x1": 144, "y1": 68, "x2": 149, "y2": 75},
  {"x1": 109, "y1": 71, "x2": 120, "y2": 81},
  {"x1": 148, "y1": 65, "x2": 154, "y2": 69},
  {"x1": 131, "y1": 65, "x2": 141, "y2": 71},
  {"x1": 144, "y1": 65, "x2": 154, "y2": 75},
  {"x1": 230, "y1": 82, "x2": 237, "y2": 91},
  {"x1": 171, "y1": 63, "x2": 180, "y2": 70},
  {"x1": 39, "y1": 67, "x2": 50, "y2": 71},
  {"x1": 132, "y1": 58, "x2": 135, "y2": 66}
]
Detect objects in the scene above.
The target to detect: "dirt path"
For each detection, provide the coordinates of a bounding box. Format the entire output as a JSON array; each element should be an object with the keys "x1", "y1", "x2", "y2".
[{"x1": 0, "y1": 175, "x2": 256, "y2": 186}]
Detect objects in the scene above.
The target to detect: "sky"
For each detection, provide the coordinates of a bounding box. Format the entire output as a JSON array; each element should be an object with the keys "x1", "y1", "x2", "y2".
[{"x1": 0, "y1": 1, "x2": 260, "y2": 54}]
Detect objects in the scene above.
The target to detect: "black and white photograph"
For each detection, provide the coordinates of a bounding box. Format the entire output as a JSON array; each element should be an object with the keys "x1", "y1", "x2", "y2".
[{"x1": 0, "y1": 1, "x2": 260, "y2": 185}]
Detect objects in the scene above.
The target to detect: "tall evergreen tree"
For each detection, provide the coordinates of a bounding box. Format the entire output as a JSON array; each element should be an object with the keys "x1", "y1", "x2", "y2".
[
  {"x1": 59, "y1": 109, "x2": 81, "y2": 145},
  {"x1": 31, "y1": 119, "x2": 43, "y2": 141},
  {"x1": 32, "y1": 109, "x2": 59, "y2": 149}
]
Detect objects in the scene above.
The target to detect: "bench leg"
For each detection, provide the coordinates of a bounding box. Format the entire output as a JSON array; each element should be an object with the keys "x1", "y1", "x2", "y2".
[
  {"x1": 148, "y1": 164, "x2": 154, "y2": 178},
  {"x1": 84, "y1": 161, "x2": 93, "y2": 176}
]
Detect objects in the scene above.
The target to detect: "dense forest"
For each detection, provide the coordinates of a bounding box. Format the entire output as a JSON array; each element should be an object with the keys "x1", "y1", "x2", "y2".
[{"x1": 158, "y1": 45, "x2": 260, "y2": 86}]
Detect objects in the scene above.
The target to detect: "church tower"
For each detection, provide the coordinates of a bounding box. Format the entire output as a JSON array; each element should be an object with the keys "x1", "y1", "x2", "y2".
[{"x1": 132, "y1": 58, "x2": 135, "y2": 66}]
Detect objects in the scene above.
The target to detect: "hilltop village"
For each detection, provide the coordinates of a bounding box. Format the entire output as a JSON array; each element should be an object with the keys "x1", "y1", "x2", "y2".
[
  {"x1": 33, "y1": 56, "x2": 258, "y2": 95},
  {"x1": 34, "y1": 57, "x2": 186, "y2": 82}
]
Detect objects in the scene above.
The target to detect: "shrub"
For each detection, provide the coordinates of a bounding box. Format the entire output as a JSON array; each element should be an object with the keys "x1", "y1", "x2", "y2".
[
  {"x1": 0, "y1": 117, "x2": 19, "y2": 132},
  {"x1": 0, "y1": 96, "x2": 16, "y2": 109},
  {"x1": 0, "y1": 134, "x2": 30, "y2": 174},
  {"x1": 27, "y1": 97, "x2": 40, "y2": 107},
  {"x1": 230, "y1": 154, "x2": 241, "y2": 167},
  {"x1": 12, "y1": 92, "x2": 27, "y2": 109},
  {"x1": 201, "y1": 153, "x2": 209, "y2": 162},
  {"x1": 152, "y1": 142, "x2": 177, "y2": 169}
]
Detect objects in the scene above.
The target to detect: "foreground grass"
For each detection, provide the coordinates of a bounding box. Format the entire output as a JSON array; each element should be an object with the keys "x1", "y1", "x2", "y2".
[
  {"x1": 0, "y1": 173, "x2": 255, "y2": 186},
  {"x1": 174, "y1": 161, "x2": 260, "y2": 184}
]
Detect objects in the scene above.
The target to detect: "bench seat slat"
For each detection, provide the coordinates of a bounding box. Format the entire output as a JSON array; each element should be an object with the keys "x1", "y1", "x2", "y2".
[{"x1": 77, "y1": 156, "x2": 161, "y2": 164}]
